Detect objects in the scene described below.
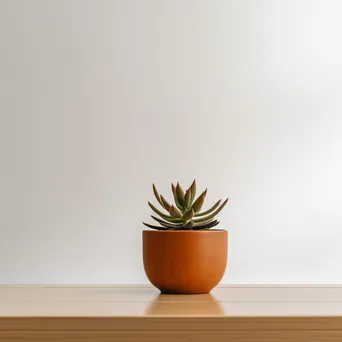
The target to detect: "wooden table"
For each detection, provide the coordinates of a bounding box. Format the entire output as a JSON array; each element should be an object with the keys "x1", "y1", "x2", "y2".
[{"x1": 1, "y1": 285, "x2": 342, "y2": 341}]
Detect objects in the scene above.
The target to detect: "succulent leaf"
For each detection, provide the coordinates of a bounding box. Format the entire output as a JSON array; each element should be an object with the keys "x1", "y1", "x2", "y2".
[
  {"x1": 195, "y1": 199, "x2": 221, "y2": 217},
  {"x1": 151, "y1": 215, "x2": 183, "y2": 228},
  {"x1": 171, "y1": 183, "x2": 183, "y2": 210},
  {"x1": 182, "y1": 221, "x2": 195, "y2": 230},
  {"x1": 152, "y1": 184, "x2": 164, "y2": 207},
  {"x1": 192, "y1": 198, "x2": 228, "y2": 223},
  {"x1": 193, "y1": 219, "x2": 217, "y2": 227},
  {"x1": 189, "y1": 179, "x2": 196, "y2": 205},
  {"x1": 191, "y1": 189, "x2": 207, "y2": 213},
  {"x1": 192, "y1": 217, "x2": 215, "y2": 225},
  {"x1": 184, "y1": 188, "x2": 192, "y2": 209},
  {"x1": 171, "y1": 183, "x2": 176, "y2": 195},
  {"x1": 182, "y1": 208, "x2": 195, "y2": 221},
  {"x1": 169, "y1": 204, "x2": 183, "y2": 218},
  {"x1": 148, "y1": 202, "x2": 183, "y2": 222},
  {"x1": 143, "y1": 222, "x2": 168, "y2": 230},
  {"x1": 192, "y1": 220, "x2": 220, "y2": 230},
  {"x1": 176, "y1": 183, "x2": 185, "y2": 208},
  {"x1": 160, "y1": 195, "x2": 171, "y2": 212}
]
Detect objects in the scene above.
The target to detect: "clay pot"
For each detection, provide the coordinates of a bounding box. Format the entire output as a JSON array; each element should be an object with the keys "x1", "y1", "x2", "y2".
[{"x1": 143, "y1": 230, "x2": 228, "y2": 294}]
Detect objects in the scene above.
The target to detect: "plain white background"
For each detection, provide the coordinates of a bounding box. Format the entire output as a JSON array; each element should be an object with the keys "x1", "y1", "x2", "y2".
[{"x1": 1, "y1": 0, "x2": 342, "y2": 284}]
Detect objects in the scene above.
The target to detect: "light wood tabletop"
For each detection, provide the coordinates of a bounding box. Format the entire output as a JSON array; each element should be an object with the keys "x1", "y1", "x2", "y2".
[{"x1": 1, "y1": 285, "x2": 342, "y2": 341}]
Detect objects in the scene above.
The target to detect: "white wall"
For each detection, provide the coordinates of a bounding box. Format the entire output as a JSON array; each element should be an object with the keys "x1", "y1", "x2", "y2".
[{"x1": 1, "y1": 0, "x2": 342, "y2": 284}]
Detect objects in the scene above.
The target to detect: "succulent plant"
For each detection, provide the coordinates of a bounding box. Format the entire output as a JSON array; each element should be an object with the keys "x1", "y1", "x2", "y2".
[{"x1": 143, "y1": 180, "x2": 228, "y2": 230}]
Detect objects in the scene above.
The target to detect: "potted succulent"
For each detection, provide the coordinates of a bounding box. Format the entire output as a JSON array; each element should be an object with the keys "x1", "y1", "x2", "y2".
[{"x1": 143, "y1": 180, "x2": 228, "y2": 294}]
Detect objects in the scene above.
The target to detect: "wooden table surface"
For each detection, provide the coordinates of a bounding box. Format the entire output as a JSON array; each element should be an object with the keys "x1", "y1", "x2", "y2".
[{"x1": 2, "y1": 285, "x2": 342, "y2": 341}]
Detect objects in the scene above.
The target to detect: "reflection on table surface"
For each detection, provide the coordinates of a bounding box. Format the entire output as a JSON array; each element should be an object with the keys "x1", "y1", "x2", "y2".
[
  {"x1": 144, "y1": 293, "x2": 225, "y2": 316},
  {"x1": 3, "y1": 285, "x2": 342, "y2": 316}
]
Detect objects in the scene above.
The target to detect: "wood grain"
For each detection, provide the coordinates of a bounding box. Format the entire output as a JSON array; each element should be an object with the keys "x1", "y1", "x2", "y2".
[
  {"x1": 2, "y1": 285, "x2": 342, "y2": 341},
  {"x1": 2, "y1": 330, "x2": 342, "y2": 342},
  {"x1": 2, "y1": 316, "x2": 342, "y2": 331}
]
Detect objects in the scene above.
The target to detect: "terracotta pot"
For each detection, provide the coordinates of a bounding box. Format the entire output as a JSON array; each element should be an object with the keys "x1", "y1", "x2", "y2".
[{"x1": 143, "y1": 230, "x2": 228, "y2": 294}]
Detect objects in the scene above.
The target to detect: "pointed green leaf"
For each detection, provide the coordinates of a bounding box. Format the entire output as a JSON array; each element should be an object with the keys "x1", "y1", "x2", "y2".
[
  {"x1": 169, "y1": 204, "x2": 183, "y2": 218},
  {"x1": 143, "y1": 222, "x2": 168, "y2": 230},
  {"x1": 152, "y1": 183, "x2": 164, "y2": 207},
  {"x1": 191, "y1": 189, "x2": 207, "y2": 213},
  {"x1": 192, "y1": 220, "x2": 220, "y2": 230},
  {"x1": 193, "y1": 219, "x2": 217, "y2": 227},
  {"x1": 171, "y1": 183, "x2": 183, "y2": 210},
  {"x1": 192, "y1": 198, "x2": 228, "y2": 223},
  {"x1": 195, "y1": 199, "x2": 221, "y2": 217},
  {"x1": 184, "y1": 188, "x2": 191, "y2": 209},
  {"x1": 148, "y1": 202, "x2": 182, "y2": 223},
  {"x1": 192, "y1": 217, "x2": 214, "y2": 224},
  {"x1": 160, "y1": 195, "x2": 171, "y2": 212},
  {"x1": 182, "y1": 208, "x2": 194, "y2": 221},
  {"x1": 151, "y1": 216, "x2": 183, "y2": 228},
  {"x1": 162, "y1": 216, "x2": 183, "y2": 223},
  {"x1": 189, "y1": 179, "x2": 196, "y2": 205},
  {"x1": 176, "y1": 182, "x2": 185, "y2": 208},
  {"x1": 182, "y1": 221, "x2": 194, "y2": 230},
  {"x1": 171, "y1": 183, "x2": 176, "y2": 195}
]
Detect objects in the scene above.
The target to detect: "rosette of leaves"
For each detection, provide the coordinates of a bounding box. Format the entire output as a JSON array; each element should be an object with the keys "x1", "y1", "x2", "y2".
[{"x1": 143, "y1": 180, "x2": 228, "y2": 230}]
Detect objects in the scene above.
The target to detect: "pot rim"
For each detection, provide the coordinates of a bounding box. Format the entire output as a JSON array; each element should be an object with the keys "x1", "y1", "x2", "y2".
[{"x1": 143, "y1": 229, "x2": 227, "y2": 233}]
